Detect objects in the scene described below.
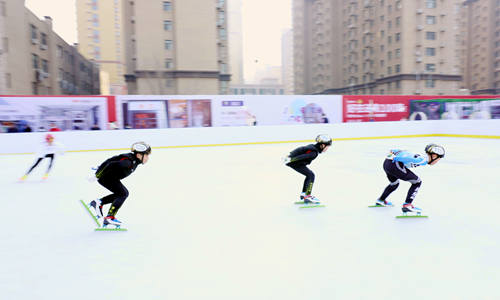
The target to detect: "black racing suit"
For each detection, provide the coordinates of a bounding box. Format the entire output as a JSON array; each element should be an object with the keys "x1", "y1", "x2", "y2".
[
  {"x1": 95, "y1": 152, "x2": 142, "y2": 217},
  {"x1": 379, "y1": 159, "x2": 422, "y2": 204},
  {"x1": 286, "y1": 143, "x2": 322, "y2": 195}
]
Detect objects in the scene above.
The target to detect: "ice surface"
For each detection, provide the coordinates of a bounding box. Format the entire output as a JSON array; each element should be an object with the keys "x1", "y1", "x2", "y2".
[{"x1": 1, "y1": 137, "x2": 499, "y2": 300}]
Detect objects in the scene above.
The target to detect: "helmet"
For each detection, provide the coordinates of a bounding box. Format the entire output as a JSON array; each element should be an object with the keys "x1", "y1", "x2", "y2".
[
  {"x1": 45, "y1": 134, "x2": 54, "y2": 142},
  {"x1": 425, "y1": 143, "x2": 445, "y2": 158},
  {"x1": 315, "y1": 134, "x2": 332, "y2": 146},
  {"x1": 131, "y1": 142, "x2": 151, "y2": 155}
]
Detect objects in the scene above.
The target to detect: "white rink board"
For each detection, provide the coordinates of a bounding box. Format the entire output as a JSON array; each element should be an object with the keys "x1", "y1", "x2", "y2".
[{"x1": 0, "y1": 119, "x2": 499, "y2": 154}]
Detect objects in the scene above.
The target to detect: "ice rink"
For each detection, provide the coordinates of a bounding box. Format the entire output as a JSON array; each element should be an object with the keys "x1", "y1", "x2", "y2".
[{"x1": 1, "y1": 136, "x2": 499, "y2": 300}]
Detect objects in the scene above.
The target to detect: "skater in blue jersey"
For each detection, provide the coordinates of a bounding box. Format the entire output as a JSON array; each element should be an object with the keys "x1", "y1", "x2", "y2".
[
  {"x1": 284, "y1": 134, "x2": 332, "y2": 204},
  {"x1": 375, "y1": 143, "x2": 445, "y2": 213}
]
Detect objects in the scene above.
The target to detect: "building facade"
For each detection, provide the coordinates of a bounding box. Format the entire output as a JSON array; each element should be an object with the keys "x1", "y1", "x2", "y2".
[
  {"x1": 0, "y1": 0, "x2": 99, "y2": 95},
  {"x1": 76, "y1": 0, "x2": 126, "y2": 95},
  {"x1": 294, "y1": 0, "x2": 463, "y2": 95},
  {"x1": 123, "y1": 0, "x2": 230, "y2": 95},
  {"x1": 282, "y1": 28, "x2": 295, "y2": 94},
  {"x1": 462, "y1": 0, "x2": 500, "y2": 94}
]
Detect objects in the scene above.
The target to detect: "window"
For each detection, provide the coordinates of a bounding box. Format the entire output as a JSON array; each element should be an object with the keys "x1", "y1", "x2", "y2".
[
  {"x1": 395, "y1": 32, "x2": 401, "y2": 41},
  {"x1": 218, "y1": 11, "x2": 225, "y2": 26},
  {"x1": 40, "y1": 33, "x2": 47, "y2": 47},
  {"x1": 387, "y1": 51, "x2": 392, "y2": 60},
  {"x1": 380, "y1": 59, "x2": 385, "y2": 67},
  {"x1": 426, "y1": 32, "x2": 436, "y2": 40},
  {"x1": 395, "y1": 80, "x2": 401, "y2": 88},
  {"x1": 30, "y1": 24, "x2": 37, "y2": 40},
  {"x1": 165, "y1": 40, "x2": 173, "y2": 50},
  {"x1": 92, "y1": 0, "x2": 98, "y2": 10},
  {"x1": 165, "y1": 59, "x2": 173, "y2": 69},
  {"x1": 396, "y1": 17, "x2": 401, "y2": 26},
  {"x1": 425, "y1": 47, "x2": 436, "y2": 56},
  {"x1": 387, "y1": 66, "x2": 392, "y2": 75},
  {"x1": 57, "y1": 45, "x2": 63, "y2": 58},
  {"x1": 219, "y1": 28, "x2": 226, "y2": 40},
  {"x1": 92, "y1": 14, "x2": 99, "y2": 27},
  {"x1": 395, "y1": 64, "x2": 401, "y2": 73},
  {"x1": 42, "y1": 59, "x2": 48, "y2": 73},
  {"x1": 425, "y1": 79, "x2": 435, "y2": 88},
  {"x1": 163, "y1": 1, "x2": 172, "y2": 11},
  {"x1": 93, "y1": 30, "x2": 100, "y2": 43},
  {"x1": 426, "y1": 0, "x2": 436, "y2": 8},
  {"x1": 388, "y1": 36, "x2": 392, "y2": 44},
  {"x1": 425, "y1": 63, "x2": 436, "y2": 72},
  {"x1": 395, "y1": 48, "x2": 401, "y2": 58},
  {"x1": 426, "y1": 16, "x2": 436, "y2": 24},
  {"x1": 94, "y1": 46, "x2": 100, "y2": 59},
  {"x1": 32, "y1": 54, "x2": 39, "y2": 69},
  {"x1": 163, "y1": 20, "x2": 172, "y2": 31}
]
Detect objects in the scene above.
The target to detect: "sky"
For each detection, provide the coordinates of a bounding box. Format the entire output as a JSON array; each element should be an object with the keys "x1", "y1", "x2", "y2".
[{"x1": 24, "y1": 0, "x2": 292, "y2": 83}]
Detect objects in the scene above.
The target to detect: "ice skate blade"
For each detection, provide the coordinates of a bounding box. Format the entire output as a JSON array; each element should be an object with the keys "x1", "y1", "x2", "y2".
[
  {"x1": 396, "y1": 214, "x2": 428, "y2": 219},
  {"x1": 299, "y1": 204, "x2": 325, "y2": 208},
  {"x1": 96, "y1": 227, "x2": 127, "y2": 231},
  {"x1": 368, "y1": 204, "x2": 394, "y2": 208}
]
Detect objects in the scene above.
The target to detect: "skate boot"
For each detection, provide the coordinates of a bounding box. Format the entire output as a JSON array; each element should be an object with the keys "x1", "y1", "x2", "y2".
[
  {"x1": 303, "y1": 194, "x2": 320, "y2": 204},
  {"x1": 88, "y1": 199, "x2": 103, "y2": 219},
  {"x1": 375, "y1": 199, "x2": 393, "y2": 206},
  {"x1": 103, "y1": 216, "x2": 122, "y2": 228},
  {"x1": 402, "y1": 203, "x2": 422, "y2": 215}
]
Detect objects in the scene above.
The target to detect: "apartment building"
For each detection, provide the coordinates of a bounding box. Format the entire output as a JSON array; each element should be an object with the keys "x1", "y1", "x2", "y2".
[
  {"x1": 462, "y1": 0, "x2": 500, "y2": 94},
  {"x1": 76, "y1": 0, "x2": 126, "y2": 95},
  {"x1": 0, "y1": 0, "x2": 99, "y2": 95},
  {"x1": 294, "y1": 0, "x2": 463, "y2": 95},
  {"x1": 123, "y1": 0, "x2": 230, "y2": 95}
]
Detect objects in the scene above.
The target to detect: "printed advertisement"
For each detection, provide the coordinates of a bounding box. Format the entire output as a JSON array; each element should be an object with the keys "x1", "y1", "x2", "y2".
[
  {"x1": 0, "y1": 96, "x2": 109, "y2": 132},
  {"x1": 343, "y1": 96, "x2": 410, "y2": 122},
  {"x1": 211, "y1": 95, "x2": 343, "y2": 126},
  {"x1": 118, "y1": 96, "x2": 212, "y2": 129},
  {"x1": 409, "y1": 98, "x2": 500, "y2": 120}
]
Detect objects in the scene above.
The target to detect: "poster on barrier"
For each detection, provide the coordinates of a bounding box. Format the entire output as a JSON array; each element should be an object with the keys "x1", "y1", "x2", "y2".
[
  {"x1": 409, "y1": 98, "x2": 500, "y2": 120},
  {"x1": 118, "y1": 95, "x2": 342, "y2": 128},
  {"x1": 343, "y1": 95, "x2": 410, "y2": 122},
  {"x1": 118, "y1": 96, "x2": 212, "y2": 129},
  {"x1": 211, "y1": 95, "x2": 343, "y2": 126},
  {"x1": 0, "y1": 96, "x2": 109, "y2": 132}
]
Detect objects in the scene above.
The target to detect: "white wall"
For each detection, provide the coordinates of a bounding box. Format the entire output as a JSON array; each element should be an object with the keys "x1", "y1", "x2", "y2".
[{"x1": 1, "y1": 120, "x2": 499, "y2": 154}]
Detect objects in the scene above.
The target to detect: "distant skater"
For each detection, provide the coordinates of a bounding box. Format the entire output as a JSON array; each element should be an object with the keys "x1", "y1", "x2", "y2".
[{"x1": 20, "y1": 134, "x2": 65, "y2": 181}]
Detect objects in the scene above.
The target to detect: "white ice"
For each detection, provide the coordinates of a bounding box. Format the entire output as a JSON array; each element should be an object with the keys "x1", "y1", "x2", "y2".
[{"x1": 1, "y1": 137, "x2": 499, "y2": 300}]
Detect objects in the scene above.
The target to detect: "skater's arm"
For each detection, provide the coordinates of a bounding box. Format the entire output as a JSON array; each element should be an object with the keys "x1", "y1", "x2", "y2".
[
  {"x1": 96, "y1": 159, "x2": 133, "y2": 178},
  {"x1": 289, "y1": 151, "x2": 318, "y2": 163},
  {"x1": 393, "y1": 152, "x2": 428, "y2": 167}
]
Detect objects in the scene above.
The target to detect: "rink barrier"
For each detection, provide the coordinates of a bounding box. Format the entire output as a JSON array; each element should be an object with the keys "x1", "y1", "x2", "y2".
[
  {"x1": 1, "y1": 120, "x2": 499, "y2": 155},
  {"x1": 2, "y1": 133, "x2": 499, "y2": 155}
]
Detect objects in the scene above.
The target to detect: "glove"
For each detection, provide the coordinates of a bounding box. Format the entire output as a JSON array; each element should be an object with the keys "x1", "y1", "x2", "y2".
[{"x1": 283, "y1": 156, "x2": 291, "y2": 164}]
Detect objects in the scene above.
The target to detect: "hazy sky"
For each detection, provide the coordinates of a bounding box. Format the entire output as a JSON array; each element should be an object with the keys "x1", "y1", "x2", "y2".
[{"x1": 25, "y1": 0, "x2": 292, "y2": 82}]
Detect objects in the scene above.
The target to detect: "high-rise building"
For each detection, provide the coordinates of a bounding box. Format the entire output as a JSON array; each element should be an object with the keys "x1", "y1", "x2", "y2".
[
  {"x1": 123, "y1": 0, "x2": 230, "y2": 95},
  {"x1": 0, "y1": 0, "x2": 99, "y2": 95},
  {"x1": 293, "y1": 0, "x2": 342, "y2": 94},
  {"x1": 228, "y1": 0, "x2": 244, "y2": 85},
  {"x1": 294, "y1": 0, "x2": 463, "y2": 95},
  {"x1": 281, "y1": 28, "x2": 295, "y2": 94},
  {"x1": 462, "y1": 0, "x2": 500, "y2": 94},
  {"x1": 76, "y1": 0, "x2": 126, "y2": 95}
]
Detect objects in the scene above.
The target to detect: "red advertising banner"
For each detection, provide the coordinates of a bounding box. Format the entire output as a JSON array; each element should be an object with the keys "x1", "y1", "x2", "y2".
[{"x1": 343, "y1": 95, "x2": 411, "y2": 122}]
